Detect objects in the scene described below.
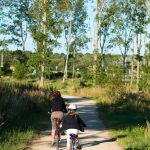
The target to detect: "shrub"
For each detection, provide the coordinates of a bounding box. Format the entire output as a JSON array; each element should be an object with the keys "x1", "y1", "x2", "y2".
[
  {"x1": 13, "y1": 62, "x2": 27, "y2": 79},
  {"x1": 0, "y1": 68, "x2": 3, "y2": 77},
  {"x1": 139, "y1": 66, "x2": 150, "y2": 94}
]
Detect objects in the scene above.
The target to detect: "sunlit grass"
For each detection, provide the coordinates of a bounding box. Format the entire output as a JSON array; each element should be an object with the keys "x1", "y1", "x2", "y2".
[
  {"x1": 97, "y1": 95, "x2": 150, "y2": 150},
  {"x1": 61, "y1": 82, "x2": 110, "y2": 101},
  {"x1": 58, "y1": 79, "x2": 150, "y2": 150},
  {"x1": 113, "y1": 126, "x2": 150, "y2": 150},
  {"x1": 0, "y1": 106, "x2": 49, "y2": 150},
  {"x1": 0, "y1": 129, "x2": 34, "y2": 150}
]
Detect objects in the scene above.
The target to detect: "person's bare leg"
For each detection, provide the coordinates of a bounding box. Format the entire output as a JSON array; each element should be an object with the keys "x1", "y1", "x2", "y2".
[
  {"x1": 51, "y1": 129, "x2": 55, "y2": 145},
  {"x1": 66, "y1": 146, "x2": 70, "y2": 150}
]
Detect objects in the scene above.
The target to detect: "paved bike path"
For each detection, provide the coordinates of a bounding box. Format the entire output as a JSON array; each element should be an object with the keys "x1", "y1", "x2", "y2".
[{"x1": 28, "y1": 95, "x2": 123, "y2": 150}]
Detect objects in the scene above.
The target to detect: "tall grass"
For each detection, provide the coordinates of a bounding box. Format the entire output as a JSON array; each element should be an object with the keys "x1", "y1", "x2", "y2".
[
  {"x1": 98, "y1": 89, "x2": 150, "y2": 149},
  {"x1": 67, "y1": 86, "x2": 108, "y2": 99},
  {"x1": 63, "y1": 81, "x2": 150, "y2": 150},
  {"x1": 0, "y1": 81, "x2": 51, "y2": 150},
  {"x1": 0, "y1": 129, "x2": 34, "y2": 150},
  {"x1": 145, "y1": 120, "x2": 150, "y2": 141}
]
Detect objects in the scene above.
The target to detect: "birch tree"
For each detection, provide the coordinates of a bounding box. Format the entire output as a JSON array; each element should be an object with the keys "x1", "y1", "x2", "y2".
[
  {"x1": 146, "y1": 0, "x2": 150, "y2": 16},
  {"x1": 98, "y1": 1, "x2": 117, "y2": 72},
  {"x1": 61, "y1": 0, "x2": 88, "y2": 83},
  {"x1": 93, "y1": 0, "x2": 107, "y2": 85},
  {"x1": 5, "y1": 0, "x2": 32, "y2": 51},
  {"x1": 110, "y1": 1, "x2": 132, "y2": 81},
  {"x1": 134, "y1": 1, "x2": 146, "y2": 86},
  {"x1": 29, "y1": 0, "x2": 63, "y2": 87}
]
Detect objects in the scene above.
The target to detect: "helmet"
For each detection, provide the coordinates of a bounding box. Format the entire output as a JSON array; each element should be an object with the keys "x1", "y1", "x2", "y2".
[
  {"x1": 52, "y1": 91, "x2": 61, "y2": 98},
  {"x1": 68, "y1": 104, "x2": 77, "y2": 110}
]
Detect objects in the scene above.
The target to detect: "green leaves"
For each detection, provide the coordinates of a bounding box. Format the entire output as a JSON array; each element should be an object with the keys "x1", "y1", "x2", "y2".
[
  {"x1": 139, "y1": 66, "x2": 150, "y2": 93},
  {"x1": 13, "y1": 62, "x2": 27, "y2": 79},
  {"x1": 0, "y1": 0, "x2": 32, "y2": 50}
]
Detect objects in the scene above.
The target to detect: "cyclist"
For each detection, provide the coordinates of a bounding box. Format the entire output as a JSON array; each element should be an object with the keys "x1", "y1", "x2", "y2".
[
  {"x1": 48, "y1": 91, "x2": 67, "y2": 146},
  {"x1": 62, "y1": 104, "x2": 86, "y2": 150}
]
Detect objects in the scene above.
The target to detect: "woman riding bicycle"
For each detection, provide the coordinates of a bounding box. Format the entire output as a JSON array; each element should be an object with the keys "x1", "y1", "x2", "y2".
[
  {"x1": 62, "y1": 104, "x2": 86, "y2": 150},
  {"x1": 48, "y1": 91, "x2": 67, "y2": 146}
]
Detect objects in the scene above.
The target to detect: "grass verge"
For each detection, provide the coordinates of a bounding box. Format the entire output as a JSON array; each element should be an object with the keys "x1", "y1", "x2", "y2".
[
  {"x1": 0, "y1": 103, "x2": 49, "y2": 150},
  {"x1": 97, "y1": 99, "x2": 150, "y2": 150},
  {"x1": 62, "y1": 82, "x2": 150, "y2": 150}
]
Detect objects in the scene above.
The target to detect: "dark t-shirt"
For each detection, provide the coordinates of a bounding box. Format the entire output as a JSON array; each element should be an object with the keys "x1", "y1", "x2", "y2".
[
  {"x1": 49, "y1": 97, "x2": 67, "y2": 113},
  {"x1": 62, "y1": 114, "x2": 86, "y2": 131}
]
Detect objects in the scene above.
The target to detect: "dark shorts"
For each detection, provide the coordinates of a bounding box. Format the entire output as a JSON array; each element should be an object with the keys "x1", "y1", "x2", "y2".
[{"x1": 51, "y1": 111, "x2": 63, "y2": 129}]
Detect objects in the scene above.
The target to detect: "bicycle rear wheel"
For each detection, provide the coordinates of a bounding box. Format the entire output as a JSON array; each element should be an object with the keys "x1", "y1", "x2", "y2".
[
  {"x1": 70, "y1": 141, "x2": 74, "y2": 150},
  {"x1": 56, "y1": 134, "x2": 59, "y2": 150}
]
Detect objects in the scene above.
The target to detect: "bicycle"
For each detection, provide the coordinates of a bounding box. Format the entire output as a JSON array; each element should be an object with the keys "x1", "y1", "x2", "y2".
[
  {"x1": 69, "y1": 133, "x2": 81, "y2": 150},
  {"x1": 53, "y1": 118, "x2": 62, "y2": 150}
]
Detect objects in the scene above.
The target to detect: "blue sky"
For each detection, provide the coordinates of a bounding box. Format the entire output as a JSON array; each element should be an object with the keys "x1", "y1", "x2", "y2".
[
  {"x1": 6, "y1": 1, "x2": 96, "y2": 54},
  {"x1": 1, "y1": 1, "x2": 146, "y2": 55}
]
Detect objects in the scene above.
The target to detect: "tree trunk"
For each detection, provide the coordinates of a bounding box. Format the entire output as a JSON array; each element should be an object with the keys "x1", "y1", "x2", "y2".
[
  {"x1": 0, "y1": 52, "x2": 4, "y2": 68},
  {"x1": 122, "y1": 55, "x2": 126, "y2": 81},
  {"x1": 40, "y1": 0, "x2": 47, "y2": 87},
  {"x1": 93, "y1": 0, "x2": 99, "y2": 85},
  {"x1": 136, "y1": 33, "x2": 141, "y2": 87},
  {"x1": 100, "y1": 36, "x2": 105, "y2": 72},
  {"x1": 63, "y1": 14, "x2": 72, "y2": 83},
  {"x1": 146, "y1": 0, "x2": 150, "y2": 16},
  {"x1": 131, "y1": 30, "x2": 134, "y2": 84},
  {"x1": 130, "y1": 8, "x2": 135, "y2": 84},
  {"x1": 63, "y1": 44, "x2": 69, "y2": 83},
  {"x1": 22, "y1": 41, "x2": 25, "y2": 51},
  {"x1": 20, "y1": 21, "x2": 27, "y2": 51},
  {"x1": 72, "y1": 48, "x2": 75, "y2": 79}
]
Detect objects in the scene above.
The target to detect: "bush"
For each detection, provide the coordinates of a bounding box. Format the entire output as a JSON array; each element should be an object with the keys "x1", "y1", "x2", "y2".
[
  {"x1": 46, "y1": 71, "x2": 64, "y2": 79},
  {"x1": 0, "y1": 68, "x2": 3, "y2": 77},
  {"x1": 95, "y1": 65, "x2": 122, "y2": 86},
  {"x1": 2, "y1": 62, "x2": 12, "y2": 75},
  {"x1": 139, "y1": 66, "x2": 150, "y2": 94},
  {"x1": 13, "y1": 62, "x2": 27, "y2": 79}
]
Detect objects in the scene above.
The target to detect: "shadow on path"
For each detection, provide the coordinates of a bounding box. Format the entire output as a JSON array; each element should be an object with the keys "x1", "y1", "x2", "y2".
[{"x1": 82, "y1": 137, "x2": 116, "y2": 148}]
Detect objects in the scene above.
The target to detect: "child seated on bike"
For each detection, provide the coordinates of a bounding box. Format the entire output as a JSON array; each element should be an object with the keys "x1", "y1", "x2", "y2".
[{"x1": 62, "y1": 104, "x2": 86, "y2": 150}]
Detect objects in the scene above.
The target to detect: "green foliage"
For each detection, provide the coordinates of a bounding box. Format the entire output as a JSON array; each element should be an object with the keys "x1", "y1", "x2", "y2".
[
  {"x1": 96, "y1": 72, "x2": 106, "y2": 85},
  {"x1": 145, "y1": 43, "x2": 150, "y2": 57},
  {"x1": 4, "y1": 0, "x2": 31, "y2": 50},
  {"x1": 12, "y1": 50, "x2": 28, "y2": 64},
  {"x1": 0, "y1": 68, "x2": 3, "y2": 77},
  {"x1": 139, "y1": 66, "x2": 150, "y2": 93},
  {"x1": 0, "y1": 129, "x2": 34, "y2": 150},
  {"x1": 2, "y1": 62, "x2": 12, "y2": 75},
  {"x1": 106, "y1": 65, "x2": 122, "y2": 85},
  {"x1": 96, "y1": 54, "x2": 122, "y2": 86},
  {"x1": 13, "y1": 62, "x2": 27, "y2": 79},
  {"x1": 27, "y1": 52, "x2": 41, "y2": 77},
  {"x1": 82, "y1": 70, "x2": 93, "y2": 80},
  {"x1": 46, "y1": 71, "x2": 64, "y2": 80}
]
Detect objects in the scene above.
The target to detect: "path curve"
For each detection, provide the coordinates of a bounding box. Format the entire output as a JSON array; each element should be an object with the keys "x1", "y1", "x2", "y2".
[{"x1": 28, "y1": 95, "x2": 123, "y2": 150}]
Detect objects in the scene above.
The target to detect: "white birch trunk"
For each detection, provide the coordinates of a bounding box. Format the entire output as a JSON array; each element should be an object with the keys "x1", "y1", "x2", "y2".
[
  {"x1": 93, "y1": 0, "x2": 99, "y2": 85},
  {"x1": 136, "y1": 33, "x2": 142, "y2": 86},
  {"x1": 40, "y1": 0, "x2": 47, "y2": 87}
]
